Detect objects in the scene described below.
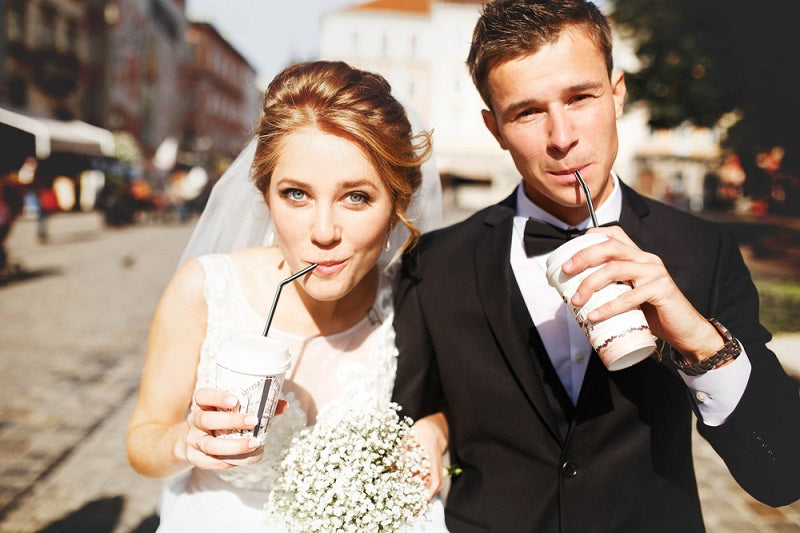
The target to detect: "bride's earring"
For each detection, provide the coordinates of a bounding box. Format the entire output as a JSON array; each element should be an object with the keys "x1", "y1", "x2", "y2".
[
  {"x1": 266, "y1": 230, "x2": 276, "y2": 247},
  {"x1": 384, "y1": 235, "x2": 391, "y2": 252}
]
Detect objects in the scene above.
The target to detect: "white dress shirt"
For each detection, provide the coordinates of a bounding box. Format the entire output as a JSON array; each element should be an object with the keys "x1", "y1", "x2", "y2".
[{"x1": 509, "y1": 174, "x2": 751, "y2": 425}]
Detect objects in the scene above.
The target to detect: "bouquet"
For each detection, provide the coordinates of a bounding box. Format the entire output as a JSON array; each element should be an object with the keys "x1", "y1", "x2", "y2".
[{"x1": 267, "y1": 402, "x2": 431, "y2": 532}]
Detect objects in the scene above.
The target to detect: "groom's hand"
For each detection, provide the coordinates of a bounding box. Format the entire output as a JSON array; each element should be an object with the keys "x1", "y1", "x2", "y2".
[
  {"x1": 563, "y1": 226, "x2": 726, "y2": 364},
  {"x1": 412, "y1": 412, "x2": 449, "y2": 500}
]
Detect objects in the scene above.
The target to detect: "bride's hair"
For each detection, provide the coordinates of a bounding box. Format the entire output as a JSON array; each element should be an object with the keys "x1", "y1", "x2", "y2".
[{"x1": 251, "y1": 60, "x2": 432, "y2": 253}]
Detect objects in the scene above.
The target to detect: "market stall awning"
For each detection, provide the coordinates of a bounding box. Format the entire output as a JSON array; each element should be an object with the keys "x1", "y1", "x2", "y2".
[{"x1": 0, "y1": 107, "x2": 115, "y2": 160}]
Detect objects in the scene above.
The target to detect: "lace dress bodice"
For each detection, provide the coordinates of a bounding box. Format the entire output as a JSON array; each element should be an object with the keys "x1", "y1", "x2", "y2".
[{"x1": 194, "y1": 253, "x2": 398, "y2": 490}]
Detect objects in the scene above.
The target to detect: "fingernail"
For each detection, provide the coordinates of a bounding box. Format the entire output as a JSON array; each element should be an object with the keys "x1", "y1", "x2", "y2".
[
  {"x1": 563, "y1": 259, "x2": 573, "y2": 270},
  {"x1": 248, "y1": 438, "x2": 260, "y2": 448},
  {"x1": 244, "y1": 415, "x2": 258, "y2": 426},
  {"x1": 224, "y1": 396, "x2": 238, "y2": 407}
]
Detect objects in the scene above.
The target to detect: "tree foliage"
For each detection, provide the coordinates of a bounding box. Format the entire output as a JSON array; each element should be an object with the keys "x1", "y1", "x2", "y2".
[{"x1": 610, "y1": 0, "x2": 800, "y2": 174}]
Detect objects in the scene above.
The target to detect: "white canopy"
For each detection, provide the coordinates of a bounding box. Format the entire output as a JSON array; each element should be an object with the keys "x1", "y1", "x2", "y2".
[{"x1": 0, "y1": 106, "x2": 115, "y2": 159}]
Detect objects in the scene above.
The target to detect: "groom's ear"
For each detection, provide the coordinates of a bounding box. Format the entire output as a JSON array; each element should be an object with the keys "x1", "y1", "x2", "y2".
[{"x1": 481, "y1": 109, "x2": 508, "y2": 151}]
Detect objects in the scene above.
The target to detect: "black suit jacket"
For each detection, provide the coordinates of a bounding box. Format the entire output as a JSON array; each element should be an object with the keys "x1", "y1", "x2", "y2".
[{"x1": 392, "y1": 182, "x2": 800, "y2": 532}]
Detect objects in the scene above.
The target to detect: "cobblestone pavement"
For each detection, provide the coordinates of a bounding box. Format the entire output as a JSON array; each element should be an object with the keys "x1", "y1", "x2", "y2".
[
  {"x1": 0, "y1": 213, "x2": 185, "y2": 533},
  {"x1": 0, "y1": 210, "x2": 798, "y2": 532}
]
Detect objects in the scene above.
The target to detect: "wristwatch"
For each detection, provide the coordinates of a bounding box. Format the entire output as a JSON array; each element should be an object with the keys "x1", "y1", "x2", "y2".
[{"x1": 670, "y1": 318, "x2": 742, "y2": 376}]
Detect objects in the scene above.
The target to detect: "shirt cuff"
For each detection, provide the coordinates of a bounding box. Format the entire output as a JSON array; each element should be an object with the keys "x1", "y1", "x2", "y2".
[{"x1": 678, "y1": 342, "x2": 751, "y2": 427}]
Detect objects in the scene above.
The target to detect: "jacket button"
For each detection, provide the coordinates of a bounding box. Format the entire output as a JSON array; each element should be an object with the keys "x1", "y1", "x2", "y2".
[{"x1": 561, "y1": 461, "x2": 579, "y2": 478}]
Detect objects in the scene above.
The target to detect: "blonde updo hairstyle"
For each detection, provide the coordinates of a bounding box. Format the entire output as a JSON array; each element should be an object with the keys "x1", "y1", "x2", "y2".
[{"x1": 251, "y1": 60, "x2": 432, "y2": 253}]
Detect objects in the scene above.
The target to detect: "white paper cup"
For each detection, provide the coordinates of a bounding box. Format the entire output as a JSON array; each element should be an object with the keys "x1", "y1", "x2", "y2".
[
  {"x1": 546, "y1": 233, "x2": 656, "y2": 371},
  {"x1": 214, "y1": 332, "x2": 291, "y2": 464}
]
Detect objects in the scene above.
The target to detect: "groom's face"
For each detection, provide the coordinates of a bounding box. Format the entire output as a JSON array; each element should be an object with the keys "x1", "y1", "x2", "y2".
[{"x1": 481, "y1": 25, "x2": 626, "y2": 225}]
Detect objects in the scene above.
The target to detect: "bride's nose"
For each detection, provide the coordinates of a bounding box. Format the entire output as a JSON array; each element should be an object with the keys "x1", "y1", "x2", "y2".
[{"x1": 311, "y1": 205, "x2": 341, "y2": 246}]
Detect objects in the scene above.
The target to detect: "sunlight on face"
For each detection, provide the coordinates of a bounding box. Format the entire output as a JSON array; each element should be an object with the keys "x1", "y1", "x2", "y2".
[
  {"x1": 267, "y1": 127, "x2": 394, "y2": 303},
  {"x1": 482, "y1": 25, "x2": 626, "y2": 225}
]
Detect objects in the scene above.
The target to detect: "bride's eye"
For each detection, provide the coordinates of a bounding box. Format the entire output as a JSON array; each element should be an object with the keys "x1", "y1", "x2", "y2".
[
  {"x1": 281, "y1": 188, "x2": 307, "y2": 202},
  {"x1": 345, "y1": 191, "x2": 370, "y2": 205}
]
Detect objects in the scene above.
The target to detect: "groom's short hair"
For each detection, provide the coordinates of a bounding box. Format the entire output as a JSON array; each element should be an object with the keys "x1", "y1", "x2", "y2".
[{"x1": 467, "y1": 0, "x2": 613, "y2": 110}]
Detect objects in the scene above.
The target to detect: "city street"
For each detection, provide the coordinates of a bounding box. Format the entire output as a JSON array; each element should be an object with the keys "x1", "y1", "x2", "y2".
[{"x1": 1, "y1": 209, "x2": 799, "y2": 532}]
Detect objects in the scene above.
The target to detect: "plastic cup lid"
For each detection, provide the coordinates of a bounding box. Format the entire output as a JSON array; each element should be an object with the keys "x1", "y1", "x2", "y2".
[{"x1": 216, "y1": 332, "x2": 291, "y2": 375}]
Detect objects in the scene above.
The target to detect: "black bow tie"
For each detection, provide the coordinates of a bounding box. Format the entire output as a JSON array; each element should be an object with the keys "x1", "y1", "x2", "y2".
[
  {"x1": 523, "y1": 218, "x2": 619, "y2": 256},
  {"x1": 523, "y1": 218, "x2": 584, "y2": 256}
]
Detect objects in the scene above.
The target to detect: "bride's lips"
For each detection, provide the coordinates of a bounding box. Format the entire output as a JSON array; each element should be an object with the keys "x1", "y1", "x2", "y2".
[{"x1": 310, "y1": 260, "x2": 346, "y2": 276}]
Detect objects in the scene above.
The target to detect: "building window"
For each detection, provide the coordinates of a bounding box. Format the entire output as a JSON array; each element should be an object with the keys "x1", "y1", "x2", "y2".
[
  {"x1": 65, "y1": 19, "x2": 78, "y2": 52},
  {"x1": 152, "y1": 0, "x2": 178, "y2": 41},
  {"x1": 38, "y1": 4, "x2": 56, "y2": 49},
  {"x1": 6, "y1": 1, "x2": 26, "y2": 43}
]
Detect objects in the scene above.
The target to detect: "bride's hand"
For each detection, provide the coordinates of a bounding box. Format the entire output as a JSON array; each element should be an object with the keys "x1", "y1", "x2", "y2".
[
  {"x1": 181, "y1": 387, "x2": 266, "y2": 469},
  {"x1": 412, "y1": 413, "x2": 449, "y2": 501}
]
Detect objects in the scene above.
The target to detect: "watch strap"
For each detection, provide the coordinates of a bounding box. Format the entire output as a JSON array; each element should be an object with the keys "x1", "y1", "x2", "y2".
[{"x1": 670, "y1": 318, "x2": 742, "y2": 376}]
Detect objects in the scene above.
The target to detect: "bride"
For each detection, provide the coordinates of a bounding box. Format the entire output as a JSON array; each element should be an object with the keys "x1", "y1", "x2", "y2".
[{"x1": 126, "y1": 60, "x2": 448, "y2": 531}]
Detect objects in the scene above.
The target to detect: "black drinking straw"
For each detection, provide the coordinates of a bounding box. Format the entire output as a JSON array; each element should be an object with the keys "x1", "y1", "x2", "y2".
[
  {"x1": 253, "y1": 263, "x2": 318, "y2": 437},
  {"x1": 261, "y1": 263, "x2": 318, "y2": 337},
  {"x1": 574, "y1": 170, "x2": 599, "y2": 228}
]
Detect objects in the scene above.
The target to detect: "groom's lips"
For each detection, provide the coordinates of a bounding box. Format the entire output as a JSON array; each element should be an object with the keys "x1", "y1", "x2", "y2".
[{"x1": 550, "y1": 165, "x2": 588, "y2": 183}]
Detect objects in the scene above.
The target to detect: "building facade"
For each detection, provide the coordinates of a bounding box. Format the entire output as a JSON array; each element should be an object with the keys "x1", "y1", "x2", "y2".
[
  {"x1": 1, "y1": 0, "x2": 260, "y2": 216},
  {"x1": 181, "y1": 21, "x2": 260, "y2": 171},
  {"x1": 2, "y1": 0, "x2": 89, "y2": 119},
  {"x1": 100, "y1": 0, "x2": 187, "y2": 155}
]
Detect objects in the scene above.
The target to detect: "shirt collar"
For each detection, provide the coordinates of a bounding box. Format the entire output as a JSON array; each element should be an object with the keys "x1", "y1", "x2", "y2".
[{"x1": 515, "y1": 172, "x2": 622, "y2": 230}]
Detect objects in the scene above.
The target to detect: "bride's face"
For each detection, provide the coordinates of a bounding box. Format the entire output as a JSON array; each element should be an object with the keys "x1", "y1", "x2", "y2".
[{"x1": 267, "y1": 126, "x2": 394, "y2": 302}]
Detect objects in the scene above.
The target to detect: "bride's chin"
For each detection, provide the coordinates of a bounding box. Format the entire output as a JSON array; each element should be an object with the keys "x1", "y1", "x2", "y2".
[{"x1": 300, "y1": 282, "x2": 348, "y2": 303}]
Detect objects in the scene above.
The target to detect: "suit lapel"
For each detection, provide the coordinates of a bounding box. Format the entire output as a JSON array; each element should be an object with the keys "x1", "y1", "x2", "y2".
[
  {"x1": 573, "y1": 352, "x2": 613, "y2": 421},
  {"x1": 473, "y1": 200, "x2": 565, "y2": 444},
  {"x1": 618, "y1": 180, "x2": 652, "y2": 248}
]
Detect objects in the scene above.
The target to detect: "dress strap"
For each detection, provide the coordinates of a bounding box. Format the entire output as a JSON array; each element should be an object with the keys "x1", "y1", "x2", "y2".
[
  {"x1": 197, "y1": 254, "x2": 231, "y2": 305},
  {"x1": 194, "y1": 254, "x2": 235, "y2": 390}
]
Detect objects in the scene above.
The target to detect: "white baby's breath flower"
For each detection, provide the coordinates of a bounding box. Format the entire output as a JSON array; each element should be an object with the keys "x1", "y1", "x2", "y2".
[{"x1": 267, "y1": 402, "x2": 430, "y2": 532}]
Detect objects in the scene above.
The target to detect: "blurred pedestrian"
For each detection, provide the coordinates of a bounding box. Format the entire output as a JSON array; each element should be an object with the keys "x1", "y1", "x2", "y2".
[
  {"x1": 748, "y1": 145, "x2": 800, "y2": 216},
  {"x1": 35, "y1": 176, "x2": 57, "y2": 244},
  {"x1": 704, "y1": 153, "x2": 745, "y2": 211},
  {"x1": 0, "y1": 171, "x2": 25, "y2": 272}
]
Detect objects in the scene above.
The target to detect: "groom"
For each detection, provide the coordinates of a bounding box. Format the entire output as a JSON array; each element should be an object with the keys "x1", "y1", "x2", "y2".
[{"x1": 392, "y1": 0, "x2": 800, "y2": 531}]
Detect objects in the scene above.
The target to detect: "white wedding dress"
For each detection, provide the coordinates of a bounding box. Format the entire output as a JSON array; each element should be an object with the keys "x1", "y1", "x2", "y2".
[{"x1": 156, "y1": 253, "x2": 448, "y2": 532}]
